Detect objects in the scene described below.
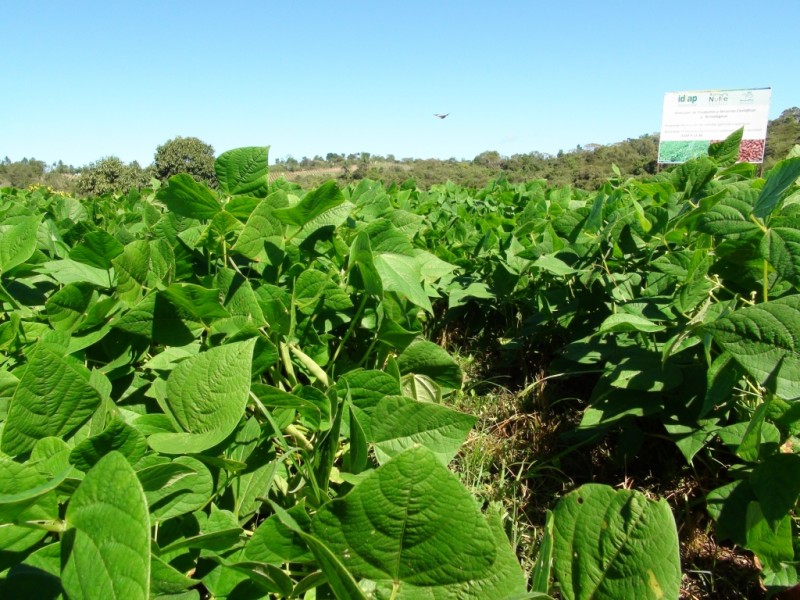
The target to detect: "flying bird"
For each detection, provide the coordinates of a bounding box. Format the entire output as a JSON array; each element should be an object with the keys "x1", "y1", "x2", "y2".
[{"x1": 434, "y1": 113, "x2": 450, "y2": 119}]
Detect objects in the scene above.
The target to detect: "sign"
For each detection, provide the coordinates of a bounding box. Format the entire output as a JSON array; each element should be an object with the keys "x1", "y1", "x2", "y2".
[{"x1": 658, "y1": 88, "x2": 772, "y2": 163}]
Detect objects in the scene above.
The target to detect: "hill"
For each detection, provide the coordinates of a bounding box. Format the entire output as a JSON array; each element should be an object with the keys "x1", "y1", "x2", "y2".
[{"x1": 272, "y1": 107, "x2": 800, "y2": 190}]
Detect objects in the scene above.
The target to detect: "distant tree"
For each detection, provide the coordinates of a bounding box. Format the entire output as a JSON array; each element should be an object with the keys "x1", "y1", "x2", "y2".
[
  {"x1": 153, "y1": 136, "x2": 216, "y2": 187},
  {"x1": 1, "y1": 158, "x2": 46, "y2": 188},
  {"x1": 764, "y1": 107, "x2": 800, "y2": 169},
  {"x1": 472, "y1": 151, "x2": 502, "y2": 168},
  {"x1": 77, "y1": 156, "x2": 149, "y2": 196}
]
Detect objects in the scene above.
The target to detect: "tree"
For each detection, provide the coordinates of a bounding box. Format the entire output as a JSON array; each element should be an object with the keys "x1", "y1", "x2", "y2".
[
  {"x1": 153, "y1": 136, "x2": 216, "y2": 187},
  {"x1": 77, "y1": 156, "x2": 150, "y2": 196},
  {"x1": 0, "y1": 158, "x2": 46, "y2": 188}
]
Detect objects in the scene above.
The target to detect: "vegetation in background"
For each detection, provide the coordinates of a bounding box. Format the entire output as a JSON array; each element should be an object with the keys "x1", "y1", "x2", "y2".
[
  {"x1": 0, "y1": 157, "x2": 79, "y2": 193},
  {"x1": 76, "y1": 156, "x2": 151, "y2": 196},
  {"x1": 3, "y1": 108, "x2": 798, "y2": 195},
  {"x1": 153, "y1": 135, "x2": 218, "y2": 188},
  {"x1": 2, "y1": 136, "x2": 800, "y2": 597},
  {"x1": 272, "y1": 107, "x2": 799, "y2": 190}
]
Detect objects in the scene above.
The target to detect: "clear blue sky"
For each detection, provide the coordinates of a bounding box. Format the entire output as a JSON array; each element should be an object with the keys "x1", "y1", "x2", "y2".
[{"x1": 2, "y1": 0, "x2": 797, "y2": 167}]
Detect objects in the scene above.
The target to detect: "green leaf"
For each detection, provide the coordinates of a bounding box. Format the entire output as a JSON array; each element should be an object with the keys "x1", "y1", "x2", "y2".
[
  {"x1": 750, "y1": 454, "x2": 800, "y2": 524},
  {"x1": 370, "y1": 395, "x2": 475, "y2": 465},
  {"x1": 708, "y1": 127, "x2": 743, "y2": 166},
  {"x1": 45, "y1": 282, "x2": 95, "y2": 332},
  {"x1": 151, "y1": 555, "x2": 199, "y2": 596},
  {"x1": 113, "y1": 239, "x2": 175, "y2": 304},
  {"x1": 761, "y1": 226, "x2": 800, "y2": 287},
  {"x1": 346, "y1": 403, "x2": 369, "y2": 474},
  {"x1": 374, "y1": 253, "x2": 433, "y2": 312},
  {"x1": 148, "y1": 339, "x2": 256, "y2": 454},
  {"x1": 157, "y1": 173, "x2": 221, "y2": 220},
  {"x1": 69, "y1": 417, "x2": 148, "y2": 472},
  {"x1": 396, "y1": 340, "x2": 463, "y2": 390},
  {"x1": 233, "y1": 192, "x2": 286, "y2": 261},
  {"x1": 553, "y1": 483, "x2": 681, "y2": 600},
  {"x1": 597, "y1": 313, "x2": 665, "y2": 334},
  {"x1": 753, "y1": 157, "x2": 800, "y2": 219},
  {"x1": 70, "y1": 231, "x2": 124, "y2": 270},
  {"x1": 701, "y1": 296, "x2": 800, "y2": 399},
  {"x1": 706, "y1": 480, "x2": 755, "y2": 546},
  {"x1": 273, "y1": 180, "x2": 345, "y2": 227},
  {"x1": 39, "y1": 258, "x2": 112, "y2": 287},
  {"x1": 245, "y1": 505, "x2": 313, "y2": 564},
  {"x1": 350, "y1": 232, "x2": 383, "y2": 296},
  {"x1": 0, "y1": 216, "x2": 39, "y2": 275},
  {"x1": 532, "y1": 254, "x2": 577, "y2": 276},
  {"x1": 140, "y1": 456, "x2": 214, "y2": 521},
  {"x1": 2, "y1": 342, "x2": 102, "y2": 455},
  {"x1": 215, "y1": 146, "x2": 269, "y2": 198},
  {"x1": 697, "y1": 189, "x2": 760, "y2": 236},
  {"x1": 737, "y1": 402, "x2": 771, "y2": 462},
  {"x1": 160, "y1": 283, "x2": 230, "y2": 324},
  {"x1": 378, "y1": 503, "x2": 529, "y2": 598},
  {"x1": 401, "y1": 373, "x2": 441, "y2": 404},
  {"x1": 530, "y1": 509, "x2": 554, "y2": 594},
  {"x1": 296, "y1": 531, "x2": 369, "y2": 600},
  {"x1": 311, "y1": 445, "x2": 496, "y2": 587},
  {"x1": 0, "y1": 455, "x2": 65, "y2": 523},
  {"x1": 62, "y1": 452, "x2": 150, "y2": 600},
  {"x1": 334, "y1": 369, "x2": 401, "y2": 439},
  {"x1": 745, "y1": 502, "x2": 794, "y2": 571}
]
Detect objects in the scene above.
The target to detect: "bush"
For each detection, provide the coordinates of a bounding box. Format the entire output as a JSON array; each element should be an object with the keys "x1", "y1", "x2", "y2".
[
  {"x1": 153, "y1": 136, "x2": 216, "y2": 187},
  {"x1": 76, "y1": 156, "x2": 150, "y2": 196}
]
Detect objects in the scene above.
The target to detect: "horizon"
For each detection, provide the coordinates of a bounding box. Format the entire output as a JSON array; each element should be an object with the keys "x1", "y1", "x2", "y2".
[{"x1": 2, "y1": 1, "x2": 798, "y2": 167}]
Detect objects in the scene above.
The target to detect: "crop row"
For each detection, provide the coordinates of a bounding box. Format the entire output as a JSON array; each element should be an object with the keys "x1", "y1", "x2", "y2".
[{"x1": 1, "y1": 136, "x2": 799, "y2": 598}]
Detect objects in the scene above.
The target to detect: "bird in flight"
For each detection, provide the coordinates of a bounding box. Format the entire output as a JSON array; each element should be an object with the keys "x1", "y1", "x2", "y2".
[{"x1": 434, "y1": 113, "x2": 450, "y2": 119}]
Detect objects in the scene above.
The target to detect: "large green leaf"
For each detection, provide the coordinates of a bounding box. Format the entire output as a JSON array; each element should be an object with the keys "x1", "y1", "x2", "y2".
[
  {"x1": 233, "y1": 192, "x2": 286, "y2": 261},
  {"x1": 0, "y1": 455, "x2": 65, "y2": 523},
  {"x1": 160, "y1": 283, "x2": 230, "y2": 324},
  {"x1": 215, "y1": 146, "x2": 269, "y2": 198},
  {"x1": 148, "y1": 339, "x2": 256, "y2": 454},
  {"x1": 753, "y1": 157, "x2": 800, "y2": 219},
  {"x1": 45, "y1": 282, "x2": 95, "y2": 332},
  {"x1": 708, "y1": 127, "x2": 743, "y2": 166},
  {"x1": 374, "y1": 504, "x2": 529, "y2": 599},
  {"x1": 139, "y1": 456, "x2": 214, "y2": 522},
  {"x1": 69, "y1": 231, "x2": 124, "y2": 270},
  {"x1": 273, "y1": 180, "x2": 345, "y2": 228},
  {"x1": 745, "y1": 503, "x2": 794, "y2": 571},
  {"x1": 0, "y1": 215, "x2": 40, "y2": 275},
  {"x1": 157, "y1": 173, "x2": 221, "y2": 220},
  {"x1": 701, "y1": 296, "x2": 800, "y2": 399},
  {"x1": 68, "y1": 417, "x2": 147, "y2": 472},
  {"x1": 113, "y1": 239, "x2": 175, "y2": 304},
  {"x1": 349, "y1": 232, "x2": 383, "y2": 296},
  {"x1": 374, "y1": 253, "x2": 433, "y2": 312},
  {"x1": 750, "y1": 454, "x2": 800, "y2": 524},
  {"x1": 370, "y1": 395, "x2": 475, "y2": 465},
  {"x1": 396, "y1": 340, "x2": 463, "y2": 390},
  {"x1": 762, "y1": 226, "x2": 800, "y2": 287},
  {"x1": 62, "y1": 452, "x2": 150, "y2": 600},
  {"x1": 311, "y1": 445, "x2": 497, "y2": 588},
  {"x1": 2, "y1": 343, "x2": 102, "y2": 455},
  {"x1": 553, "y1": 483, "x2": 680, "y2": 600}
]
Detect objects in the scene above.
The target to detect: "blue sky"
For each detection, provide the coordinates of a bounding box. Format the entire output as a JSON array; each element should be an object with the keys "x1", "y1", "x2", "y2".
[{"x1": 2, "y1": 0, "x2": 797, "y2": 167}]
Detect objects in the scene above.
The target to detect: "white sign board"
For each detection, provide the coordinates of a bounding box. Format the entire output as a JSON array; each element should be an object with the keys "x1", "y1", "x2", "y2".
[{"x1": 658, "y1": 88, "x2": 772, "y2": 163}]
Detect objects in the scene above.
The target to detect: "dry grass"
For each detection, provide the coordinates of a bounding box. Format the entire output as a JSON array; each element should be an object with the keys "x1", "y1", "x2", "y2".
[{"x1": 447, "y1": 356, "x2": 769, "y2": 598}]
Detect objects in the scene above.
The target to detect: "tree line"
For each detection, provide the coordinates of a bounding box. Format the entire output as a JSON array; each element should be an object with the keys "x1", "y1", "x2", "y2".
[{"x1": 3, "y1": 108, "x2": 798, "y2": 194}]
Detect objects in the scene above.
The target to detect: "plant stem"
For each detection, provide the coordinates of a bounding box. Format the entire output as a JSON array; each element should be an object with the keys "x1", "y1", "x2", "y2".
[{"x1": 331, "y1": 295, "x2": 368, "y2": 366}]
